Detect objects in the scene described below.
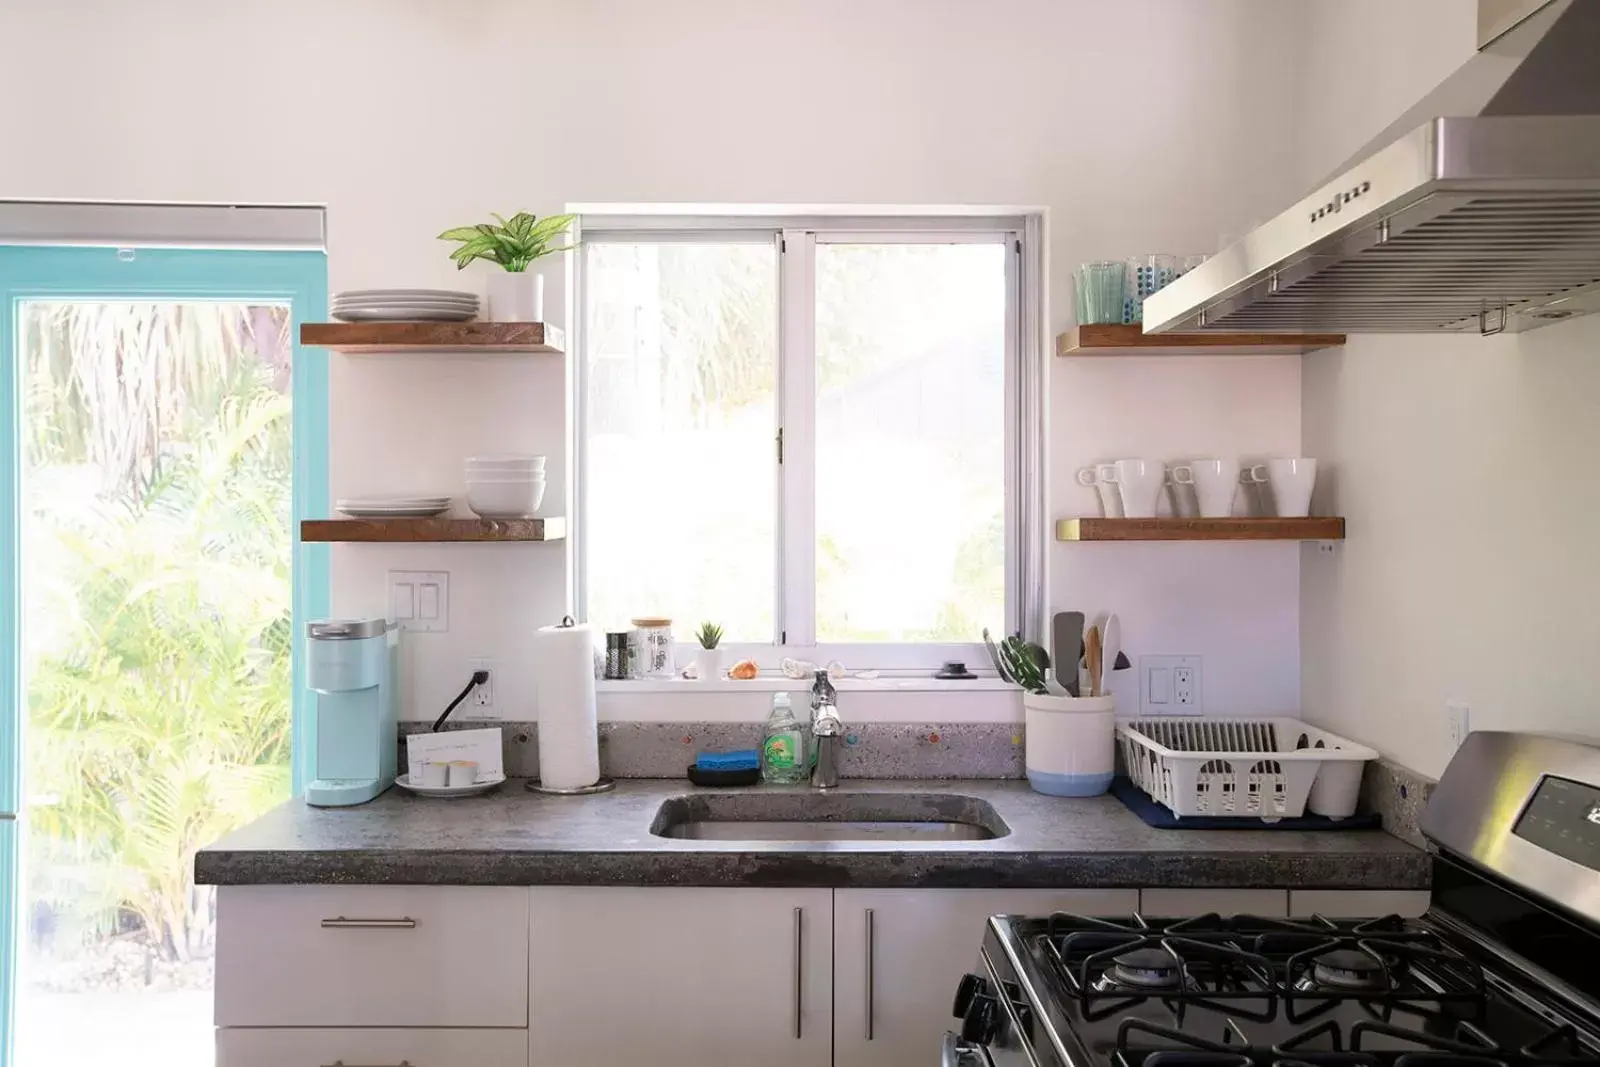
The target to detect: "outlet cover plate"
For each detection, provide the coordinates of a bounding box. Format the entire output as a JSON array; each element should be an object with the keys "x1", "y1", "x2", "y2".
[
  {"x1": 468, "y1": 658, "x2": 494, "y2": 716},
  {"x1": 1140, "y1": 655, "x2": 1203, "y2": 716},
  {"x1": 388, "y1": 570, "x2": 448, "y2": 633}
]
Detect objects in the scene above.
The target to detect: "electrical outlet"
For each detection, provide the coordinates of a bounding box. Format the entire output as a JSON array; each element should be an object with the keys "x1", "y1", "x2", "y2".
[
  {"x1": 1174, "y1": 666, "x2": 1196, "y2": 706},
  {"x1": 469, "y1": 658, "x2": 493, "y2": 714},
  {"x1": 1445, "y1": 700, "x2": 1470, "y2": 752},
  {"x1": 1140, "y1": 655, "x2": 1203, "y2": 715}
]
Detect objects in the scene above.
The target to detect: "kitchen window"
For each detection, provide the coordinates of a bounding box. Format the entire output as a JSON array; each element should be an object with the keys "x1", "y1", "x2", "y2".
[{"x1": 575, "y1": 214, "x2": 1033, "y2": 672}]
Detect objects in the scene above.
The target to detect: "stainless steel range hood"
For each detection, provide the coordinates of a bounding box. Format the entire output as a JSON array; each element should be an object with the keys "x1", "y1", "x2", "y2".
[{"x1": 1144, "y1": 0, "x2": 1600, "y2": 336}]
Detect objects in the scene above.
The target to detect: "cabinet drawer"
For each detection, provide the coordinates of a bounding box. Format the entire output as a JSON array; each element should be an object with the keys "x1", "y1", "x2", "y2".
[
  {"x1": 216, "y1": 1027, "x2": 527, "y2": 1067},
  {"x1": 215, "y1": 885, "x2": 527, "y2": 1027}
]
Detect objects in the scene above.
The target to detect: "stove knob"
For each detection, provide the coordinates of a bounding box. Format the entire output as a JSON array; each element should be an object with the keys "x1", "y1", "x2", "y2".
[
  {"x1": 951, "y1": 972, "x2": 988, "y2": 1018},
  {"x1": 960, "y1": 994, "x2": 999, "y2": 1046}
]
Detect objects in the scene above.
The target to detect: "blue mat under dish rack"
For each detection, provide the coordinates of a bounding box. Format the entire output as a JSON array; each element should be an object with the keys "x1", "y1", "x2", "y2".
[{"x1": 1110, "y1": 775, "x2": 1382, "y2": 830}]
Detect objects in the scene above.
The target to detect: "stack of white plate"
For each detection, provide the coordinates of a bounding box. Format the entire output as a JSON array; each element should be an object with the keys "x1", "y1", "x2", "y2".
[
  {"x1": 337, "y1": 495, "x2": 452, "y2": 518},
  {"x1": 465, "y1": 455, "x2": 546, "y2": 519},
  {"x1": 331, "y1": 289, "x2": 479, "y2": 322}
]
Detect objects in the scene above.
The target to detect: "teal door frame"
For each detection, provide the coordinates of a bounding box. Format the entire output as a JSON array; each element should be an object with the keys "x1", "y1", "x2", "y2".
[{"x1": 0, "y1": 245, "x2": 328, "y2": 1066}]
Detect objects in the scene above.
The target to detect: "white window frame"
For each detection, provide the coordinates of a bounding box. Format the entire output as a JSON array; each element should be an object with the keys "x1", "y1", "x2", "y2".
[{"x1": 572, "y1": 212, "x2": 1029, "y2": 673}]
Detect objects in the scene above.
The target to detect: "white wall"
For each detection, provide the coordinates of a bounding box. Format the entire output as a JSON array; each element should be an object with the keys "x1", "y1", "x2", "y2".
[
  {"x1": 1298, "y1": 0, "x2": 1600, "y2": 776},
  {"x1": 0, "y1": 0, "x2": 1316, "y2": 722}
]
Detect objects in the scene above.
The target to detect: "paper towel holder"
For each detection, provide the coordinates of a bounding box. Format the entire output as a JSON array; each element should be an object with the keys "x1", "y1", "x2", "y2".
[{"x1": 526, "y1": 777, "x2": 617, "y2": 795}]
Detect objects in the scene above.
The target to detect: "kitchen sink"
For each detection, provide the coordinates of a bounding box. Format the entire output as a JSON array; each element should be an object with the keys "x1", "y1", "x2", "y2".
[{"x1": 649, "y1": 792, "x2": 1009, "y2": 842}]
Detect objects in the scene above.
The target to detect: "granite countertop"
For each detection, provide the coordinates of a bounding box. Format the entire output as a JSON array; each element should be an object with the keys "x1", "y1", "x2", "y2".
[{"x1": 194, "y1": 778, "x2": 1429, "y2": 889}]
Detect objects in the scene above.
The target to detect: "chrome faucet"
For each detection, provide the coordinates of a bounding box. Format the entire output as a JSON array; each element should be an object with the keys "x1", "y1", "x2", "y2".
[{"x1": 810, "y1": 669, "x2": 843, "y2": 790}]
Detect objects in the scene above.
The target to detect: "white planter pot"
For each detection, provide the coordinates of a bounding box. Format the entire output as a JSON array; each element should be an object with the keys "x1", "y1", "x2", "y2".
[
  {"x1": 1022, "y1": 691, "x2": 1116, "y2": 797},
  {"x1": 695, "y1": 648, "x2": 724, "y2": 682},
  {"x1": 486, "y1": 271, "x2": 544, "y2": 322}
]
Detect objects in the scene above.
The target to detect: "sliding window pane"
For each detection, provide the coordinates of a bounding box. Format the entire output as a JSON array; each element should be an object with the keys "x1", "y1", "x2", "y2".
[
  {"x1": 584, "y1": 242, "x2": 778, "y2": 641},
  {"x1": 814, "y1": 242, "x2": 1006, "y2": 643}
]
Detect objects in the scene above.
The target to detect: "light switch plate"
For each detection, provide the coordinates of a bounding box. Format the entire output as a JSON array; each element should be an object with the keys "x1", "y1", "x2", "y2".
[
  {"x1": 1140, "y1": 655, "x2": 1203, "y2": 716},
  {"x1": 388, "y1": 570, "x2": 448, "y2": 632}
]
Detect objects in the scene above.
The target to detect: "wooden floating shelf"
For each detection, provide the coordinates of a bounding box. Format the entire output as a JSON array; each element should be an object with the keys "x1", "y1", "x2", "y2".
[
  {"x1": 1056, "y1": 323, "x2": 1345, "y2": 357},
  {"x1": 300, "y1": 321, "x2": 565, "y2": 354},
  {"x1": 302, "y1": 517, "x2": 566, "y2": 543},
  {"x1": 1056, "y1": 517, "x2": 1345, "y2": 542}
]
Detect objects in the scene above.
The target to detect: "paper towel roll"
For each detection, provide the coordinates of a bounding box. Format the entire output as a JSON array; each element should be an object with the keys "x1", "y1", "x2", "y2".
[{"x1": 532, "y1": 620, "x2": 600, "y2": 789}]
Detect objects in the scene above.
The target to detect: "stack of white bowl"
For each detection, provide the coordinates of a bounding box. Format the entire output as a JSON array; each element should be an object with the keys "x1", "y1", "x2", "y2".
[{"x1": 465, "y1": 455, "x2": 546, "y2": 518}]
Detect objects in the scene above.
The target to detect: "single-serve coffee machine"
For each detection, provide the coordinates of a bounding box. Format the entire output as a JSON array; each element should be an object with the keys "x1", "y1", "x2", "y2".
[{"x1": 305, "y1": 618, "x2": 398, "y2": 806}]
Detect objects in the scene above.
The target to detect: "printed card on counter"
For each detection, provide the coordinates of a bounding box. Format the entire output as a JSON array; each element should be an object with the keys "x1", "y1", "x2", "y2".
[{"x1": 406, "y1": 727, "x2": 505, "y2": 781}]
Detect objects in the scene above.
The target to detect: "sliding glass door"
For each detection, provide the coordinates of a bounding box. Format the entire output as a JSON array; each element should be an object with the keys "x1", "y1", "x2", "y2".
[{"x1": 0, "y1": 245, "x2": 327, "y2": 1067}]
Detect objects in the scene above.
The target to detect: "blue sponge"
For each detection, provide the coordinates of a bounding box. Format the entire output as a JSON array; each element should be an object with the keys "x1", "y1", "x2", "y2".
[{"x1": 696, "y1": 749, "x2": 760, "y2": 772}]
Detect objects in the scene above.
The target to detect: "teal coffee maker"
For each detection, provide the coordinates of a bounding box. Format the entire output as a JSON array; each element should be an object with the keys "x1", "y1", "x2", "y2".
[{"x1": 305, "y1": 618, "x2": 399, "y2": 806}]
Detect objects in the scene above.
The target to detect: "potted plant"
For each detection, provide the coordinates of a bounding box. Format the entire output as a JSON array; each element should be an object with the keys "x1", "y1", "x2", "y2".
[
  {"x1": 694, "y1": 622, "x2": 725, "y2": 682},
  {"x1": 438, "y1": 212, "x2": 577, "y2": 323}
]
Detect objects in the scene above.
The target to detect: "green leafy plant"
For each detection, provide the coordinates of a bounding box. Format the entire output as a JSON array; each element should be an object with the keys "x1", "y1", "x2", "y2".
[
  {"x1": 438, "y1": 212, "x2": 577, "y2": 272},
  {"x1": 695, "y1": 621, "x2": 724, "y2": 650}
]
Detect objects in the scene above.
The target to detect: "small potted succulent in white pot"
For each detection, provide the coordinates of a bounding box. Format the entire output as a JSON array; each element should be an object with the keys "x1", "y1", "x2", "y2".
[
  {"x1": 438, "y1": 212, "x2": 577, "y2": 322},
  {"x1": 694, "y1": 622, "x2": 725, "y2": 682}
]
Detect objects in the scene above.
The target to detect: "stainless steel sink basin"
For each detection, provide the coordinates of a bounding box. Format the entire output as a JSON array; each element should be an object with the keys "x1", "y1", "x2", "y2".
[
  {"x1": 649, "y1": 792, "x2": 1008, "y2": 842},
  {"x1": 658, "y1": 819, "x2": 995, "y2": 842}
]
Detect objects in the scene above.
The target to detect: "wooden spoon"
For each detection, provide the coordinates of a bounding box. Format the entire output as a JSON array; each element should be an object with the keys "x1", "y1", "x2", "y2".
[{"x1": 1084, "y1": 624, "x2": 1103, "y2": 698}]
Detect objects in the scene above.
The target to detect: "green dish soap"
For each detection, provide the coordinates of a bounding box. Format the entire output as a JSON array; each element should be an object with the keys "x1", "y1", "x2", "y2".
[{"x1": 761, "y1": 691, "x2": 809, "y2": 784}]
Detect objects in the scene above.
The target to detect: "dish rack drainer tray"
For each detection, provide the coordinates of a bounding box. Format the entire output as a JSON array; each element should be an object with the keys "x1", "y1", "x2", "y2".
[{"x1": 1116, "y1": 717, "x2": 1378, "y2": 821}]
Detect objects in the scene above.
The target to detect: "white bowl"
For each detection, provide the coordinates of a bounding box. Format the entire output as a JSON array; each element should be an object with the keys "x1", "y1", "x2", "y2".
[
  {"x1": 466, "y1": 480, "x2": 546, "y2": 518},
  {"x1": 466, "y1": 454, "x2": 546, "y2": 472}
]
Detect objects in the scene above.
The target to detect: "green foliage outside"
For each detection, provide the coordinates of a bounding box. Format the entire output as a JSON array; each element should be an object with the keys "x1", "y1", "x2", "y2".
[{"x1": 22, "y1": 302, "x2": 293, "y2": 973}]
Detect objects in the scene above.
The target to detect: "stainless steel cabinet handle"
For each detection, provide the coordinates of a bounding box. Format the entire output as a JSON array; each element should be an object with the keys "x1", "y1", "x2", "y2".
[
  {"x1": 319, "y1": 917, "x2": 417, "y2": 929},
  {"x1": 320, "y1": 1061, "x2": 415, "y2": 1067},
  {"x1": 865, "y1": 908, "x2": 876, "y2": 1040},
  {"x1": 793, "y1": 906, "x2": 804, "y2": 1040}
]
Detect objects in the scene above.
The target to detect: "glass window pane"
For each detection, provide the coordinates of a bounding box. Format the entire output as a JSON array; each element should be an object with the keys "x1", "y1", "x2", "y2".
[
  {"x1": 584, "y1": 242, "x2": 778, "y2": 642},
  {"x1": 19, "y1": 300, "x2": 294, "y2": 1067},
  {"x1": 814, "y1": 243, "x2": 1007, "y2": 643}
]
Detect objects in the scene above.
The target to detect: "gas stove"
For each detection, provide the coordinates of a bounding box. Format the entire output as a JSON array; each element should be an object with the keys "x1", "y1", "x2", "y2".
[{"x1": 954, "y1": 733, "x2": 1600, "y2": 1067}]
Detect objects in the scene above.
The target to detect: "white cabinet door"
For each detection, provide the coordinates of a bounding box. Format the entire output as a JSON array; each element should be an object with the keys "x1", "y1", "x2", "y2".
[
  {"x1": 834, "y1": 889, "x2": 1137, "y2": 1067},
  {"x1": 215, "y1": 885, "x2": 528, "y2": 1027},
  {"x1": 1290, "y1": 890, "x2": 1430, "y2": 918},
  {"x1": 1140, "y1": 889, "x2": 1288, "y2": 918},
  {"x1": 216, "y1": 1028, "x2": 527, "y2": 1067},
  {"x1": 529, "y1": 887, "x2": 833, "y2": 1067}
]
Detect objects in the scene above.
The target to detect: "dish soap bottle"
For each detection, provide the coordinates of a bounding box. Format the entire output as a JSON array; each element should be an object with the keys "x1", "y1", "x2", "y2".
[{"x1": 761, "y1": 692, "x2": 808, "y2": 784}]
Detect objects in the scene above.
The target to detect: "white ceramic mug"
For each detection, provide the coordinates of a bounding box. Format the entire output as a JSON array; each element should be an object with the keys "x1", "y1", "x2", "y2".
[
  {"x1": 1267, "y1": 457, "x2": 1318, "y2": 517},
  {"x1": 1115, "y1": 458, "x2": 1166, "y2": 518},
  {"x1": 447, "y1": 760, "x2": 479, "y2": 787},
  {"x1": 422, "y1": 761, "x2": 450, "y2": 787},
  {"x1": 1075, "y1": 463, "x2": 1123, "y2": 518},
  {"x1": 1172, "y1": 459, "x2": 1240, "y2": 518}
]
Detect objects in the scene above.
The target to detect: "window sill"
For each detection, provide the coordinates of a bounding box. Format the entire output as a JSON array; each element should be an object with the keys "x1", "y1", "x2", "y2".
[{"x1": 595, "y1": 675, "x2": 1017, "y2": 694}]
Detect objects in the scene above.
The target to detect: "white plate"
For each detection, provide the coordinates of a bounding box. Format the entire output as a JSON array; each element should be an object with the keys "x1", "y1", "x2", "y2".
[
  {"x1": 338, "y1": 505, "x2": 452, "y2": 518},
  {"x1": 337, "y1": 496, "x2": 452, "y2": 505},
  {"x1": 333, "y1": 307, "x2": 476, "y2": 322},
  {"x1": 333, "y1": 297, "x2": 479, "y2": 309},
  {"x1": 394, "y1": 772, "x2": 506, "y2": 798},
  {"x1": 334, "y1": 289, "x2": 478, "y2": 301}
]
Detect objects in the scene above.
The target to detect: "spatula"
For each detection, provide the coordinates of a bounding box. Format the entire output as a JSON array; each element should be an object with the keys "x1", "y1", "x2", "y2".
[{"x1": 1052, "y1": 611, "x2": 1084, "y2": 697}]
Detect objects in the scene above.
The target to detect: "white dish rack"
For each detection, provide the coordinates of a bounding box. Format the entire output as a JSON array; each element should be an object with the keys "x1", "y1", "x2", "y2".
[{"x1": 1117, "y1": 717, "x2": 1378, "y2": 821}]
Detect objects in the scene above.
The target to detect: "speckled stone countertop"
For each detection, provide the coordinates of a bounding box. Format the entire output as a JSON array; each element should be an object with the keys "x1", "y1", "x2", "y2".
[{"x1": 194, "y1": 779, "x2": 1428, "y2": 889}]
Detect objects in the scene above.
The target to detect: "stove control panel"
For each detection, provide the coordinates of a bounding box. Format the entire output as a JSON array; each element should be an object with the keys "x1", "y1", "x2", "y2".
[{"x1": 1514, "y1": 774, "x2": 1600, "y2": 870}]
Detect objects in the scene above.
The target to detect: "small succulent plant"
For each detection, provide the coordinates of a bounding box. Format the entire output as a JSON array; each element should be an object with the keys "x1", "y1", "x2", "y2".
[{"x1": 695, "y1": 621, "x2": 724, "y2": 650}]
